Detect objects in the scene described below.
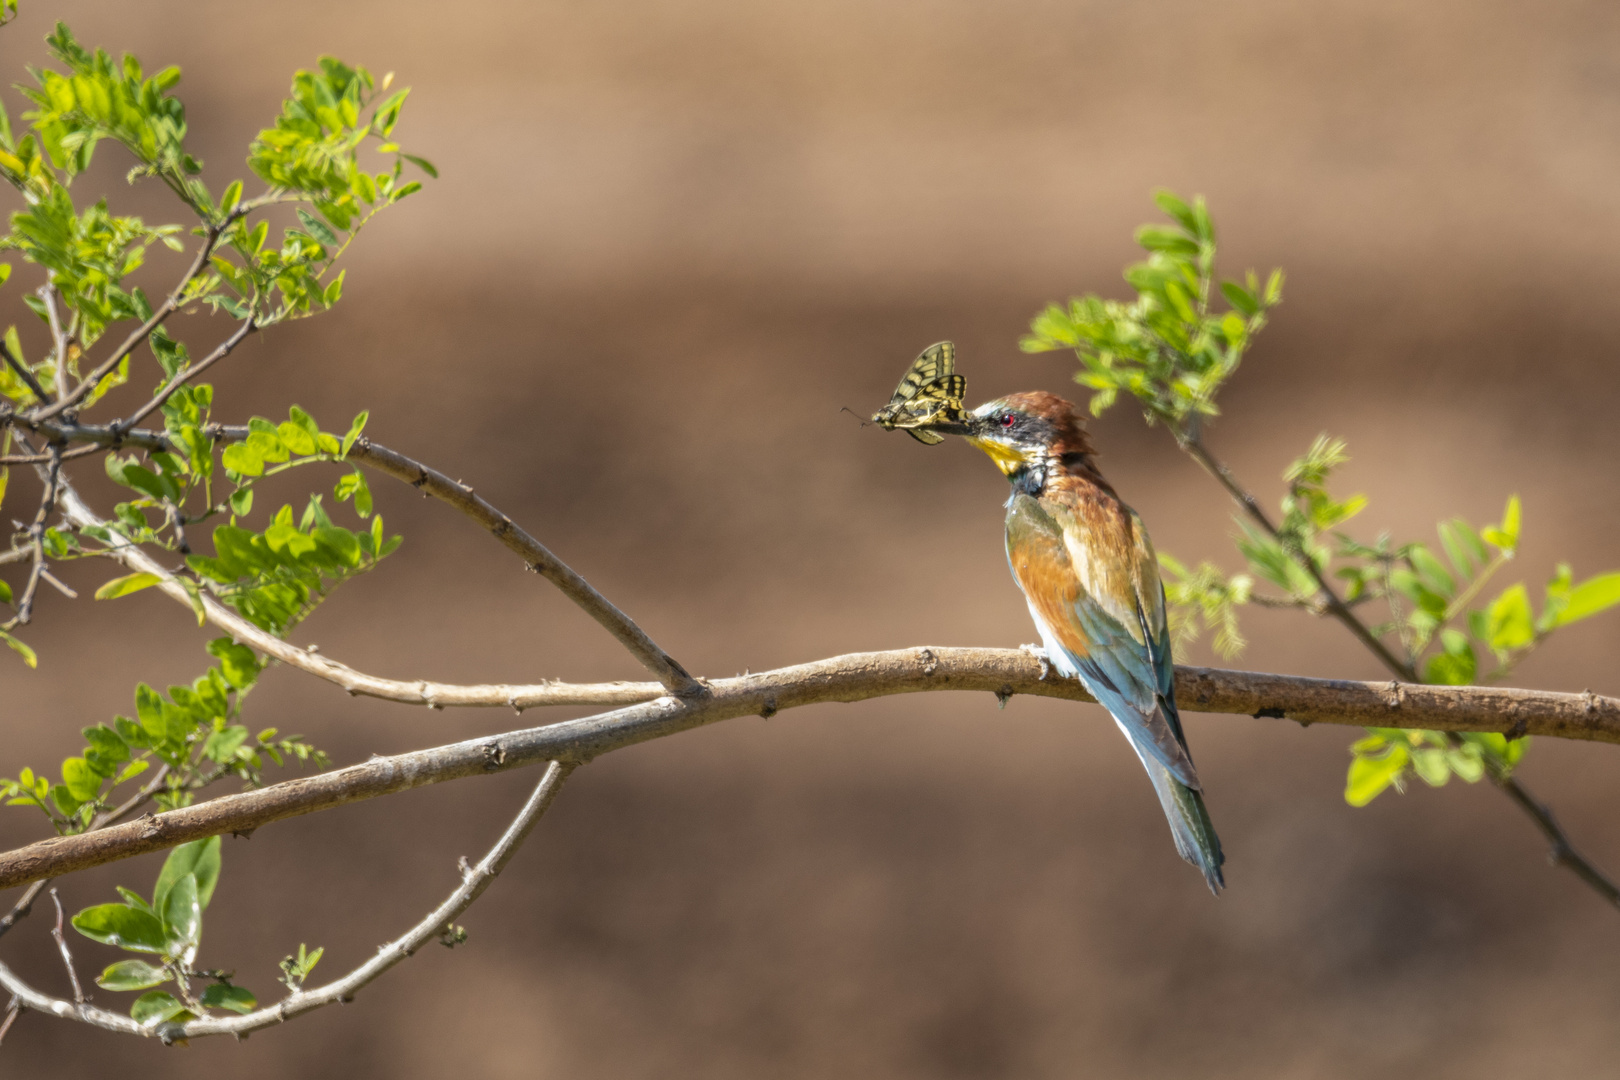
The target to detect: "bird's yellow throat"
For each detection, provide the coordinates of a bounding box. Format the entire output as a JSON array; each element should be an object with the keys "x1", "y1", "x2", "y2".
[{"x1": 966, "y1": 436, "x2": 1033, "y2": 476}]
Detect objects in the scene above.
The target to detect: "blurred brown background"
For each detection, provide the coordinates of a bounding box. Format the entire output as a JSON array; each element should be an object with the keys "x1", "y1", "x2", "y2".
[{"x1": 4, "y1": 0, "x2": 1620, "y2": 1075}]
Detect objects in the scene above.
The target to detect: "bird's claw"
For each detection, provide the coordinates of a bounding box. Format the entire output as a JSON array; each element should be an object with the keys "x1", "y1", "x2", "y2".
[{"x1": 1020, "y1": 643, "x2": 1052, "y2": 680}]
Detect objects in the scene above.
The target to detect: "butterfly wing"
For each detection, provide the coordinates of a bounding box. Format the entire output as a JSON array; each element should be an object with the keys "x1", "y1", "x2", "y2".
[{"x1": 873, "y1": 342, "x2": 966, "y2": 443}]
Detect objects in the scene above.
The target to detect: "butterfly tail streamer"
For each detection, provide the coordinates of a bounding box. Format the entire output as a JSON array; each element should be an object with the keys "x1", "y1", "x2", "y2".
[{"x1": 1128, "y1": 731, "x2": 1226, "y2": 895}]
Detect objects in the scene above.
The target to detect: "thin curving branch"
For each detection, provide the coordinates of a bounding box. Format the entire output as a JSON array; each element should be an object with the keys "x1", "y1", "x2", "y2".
[
  {"x1": 0, "y1": 338, "x2": 50, "y2": 406},
  {"x1": 37, "y1": 284, "x2": 71, "y2": 405},
  {"x1": 1175, "y1": 426, "x2": 1620, "y2": 907},
  {"x1": 1180, "y1": 431, "x2": 1418, "y2": 680},
  {"x1": 1, "y1": 647, "x2": 1616, "y2": 892},
  {"x1": 0, "y1": 761, "x2": 570, "y2": 1043},
  {"x1": 44, "y1": 431, "x2": 703, "y2": 699},
  {"x1": 46, "y1": 890, "x2": 84, "y2": 1005},
  {"x1": 113, "y1": 317, "x2": 257, "y2": 434},
  {"x1": 56, "y1": 477, "x2": 671, "y2": 709},
  {"x1": 3, "y1": 444, "x2": 62, "y2": 631},
  {"x1": 343, "y1": 435, "x2": 704, "y2": 697}
]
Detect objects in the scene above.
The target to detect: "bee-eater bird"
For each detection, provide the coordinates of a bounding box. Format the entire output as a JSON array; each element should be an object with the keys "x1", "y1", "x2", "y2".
[{"x1": 920, "y1": 391, "x2": 1225, "y2": 893}]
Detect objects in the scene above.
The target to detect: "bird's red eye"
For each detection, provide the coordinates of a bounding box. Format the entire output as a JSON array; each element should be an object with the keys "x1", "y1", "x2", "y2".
[{"x1": 1000, "y1": 414, "x2": 1016, "y2": 428}]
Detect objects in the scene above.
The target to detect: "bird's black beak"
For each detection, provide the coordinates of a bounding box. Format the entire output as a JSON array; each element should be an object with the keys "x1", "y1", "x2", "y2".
[{"x1": 914, "y1": 415, "x2": 974, "y2": 437}]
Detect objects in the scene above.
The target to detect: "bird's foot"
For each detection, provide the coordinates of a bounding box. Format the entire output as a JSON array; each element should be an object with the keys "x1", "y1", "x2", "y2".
[{"x1": 1020, "y1": 643, "x2": 1052, "y2": 680}]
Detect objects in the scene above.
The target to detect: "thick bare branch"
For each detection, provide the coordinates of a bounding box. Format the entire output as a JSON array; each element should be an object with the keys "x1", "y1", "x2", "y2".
[
  {"x1": 1, "y1": 647, "x2": 1615, "y2": 892},
  {"x1": 0, "y1": 761, "x2": 569, "y2": 1044}
]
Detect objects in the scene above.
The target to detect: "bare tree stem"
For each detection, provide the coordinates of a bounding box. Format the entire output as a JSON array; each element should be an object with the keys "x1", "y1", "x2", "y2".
[{"x1": 47, "y1": 890, "x2": 84, "y2": 1005}]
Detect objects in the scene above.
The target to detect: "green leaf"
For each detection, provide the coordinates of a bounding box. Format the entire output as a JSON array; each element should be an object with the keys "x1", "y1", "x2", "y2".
[
  {"x1": 1219, "y1": 280, "x2": 1259, "y2": 316},
  {"x1": 1410, "y1": 747, "x2": 1451, "y2": 787},
  {"x1": 201, "y1": 982, "x2": 257, "y2": 1013},
  {"x1": 276, "y1": 420, "x2": 317, "y2": 456},
  {"x1": 341, "y1": 410, "x2": 369, "y2": 458},
  {"x1": 72, "y1": 903, "x2": 168, "y2": 953},
  {"x1": 1345, "y1": 744, "x2": 1408, "y2": 807},
  {"x1": 1, "y1": 630, "x2": 37, "y2": 668},
  {"x1": 229, "y1": 487, "x2": 254, "y2": 517},
  {"x1": 160, "y1": 873, "x2": 201, "y2": 952},
  {"x1": 1424, "y1": 630, "x2": 1476, "y2": 685},
  {"x1": 402, "y1": 153, "x2": 437, "y2": 178},
  {"x1": 1486, "y1": 584, "x2": 1535, "y2": 652},
  {"x1": 61, "y1": 756, "x2": 101, "y2": 802},
  {"x1": 1408, "y1": 545, "x2": 1456, "y2": 599},
  {"x1": 1482, "y1": 495, "x2": 1522, "y2": 553},
  {"x1": 1553, "y1": 571, "x2": 1620, "y2": 627},
  {"x1": 129, "y1": 990, "x2": 191, "y2": 1025},
  {"x1": 94, "y1": 572, "x2": 162, "y2": 600},
  {"x1": 220, "y1": 443, "x2": 263, "y2": 476},
  {"x1": 207, "y1": 637, "x2": 261, "y2": 690},
  {"x1": 1445, "y1": 746, "x2": 1486, "y2": 783},
  {"x1": 155, "y1": 835, "x2": 221, "y2": 913},
  {"x1": 96, "y1": 958, "x2": 171, "y2": 991},
  {"x1": 202, "y1": 725, "x2": 249, "y2": 763}
]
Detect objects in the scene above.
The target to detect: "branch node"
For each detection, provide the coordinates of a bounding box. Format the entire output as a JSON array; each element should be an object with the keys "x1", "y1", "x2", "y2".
[
  {"x1": 482, "y1": 742, "x2": 507, "y2": 770},
  {"x1": 917, "y1": 648, "x2": 938, "y2": 677},
  {"x1": 995, "y1": 685, "x2": 1013, "y2": 709},
  {"x1": 1384, "y1": 681, "x2": 1404, "y2": 707},
  {"x1": 1253, "y1": 707, "x2": 1286, "y2": 720},
  {"x1": 759, "y1": 697, "x2": 778, "y2": 720},
  {"x1": 1583, "y1": 689, "x2": 1598, "y2": 714}
]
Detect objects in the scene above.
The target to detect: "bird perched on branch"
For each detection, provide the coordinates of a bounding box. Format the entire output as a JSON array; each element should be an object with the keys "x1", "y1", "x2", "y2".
[{"x1": 887, "y1": 365, "x2": 1225, "y2": 893}]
